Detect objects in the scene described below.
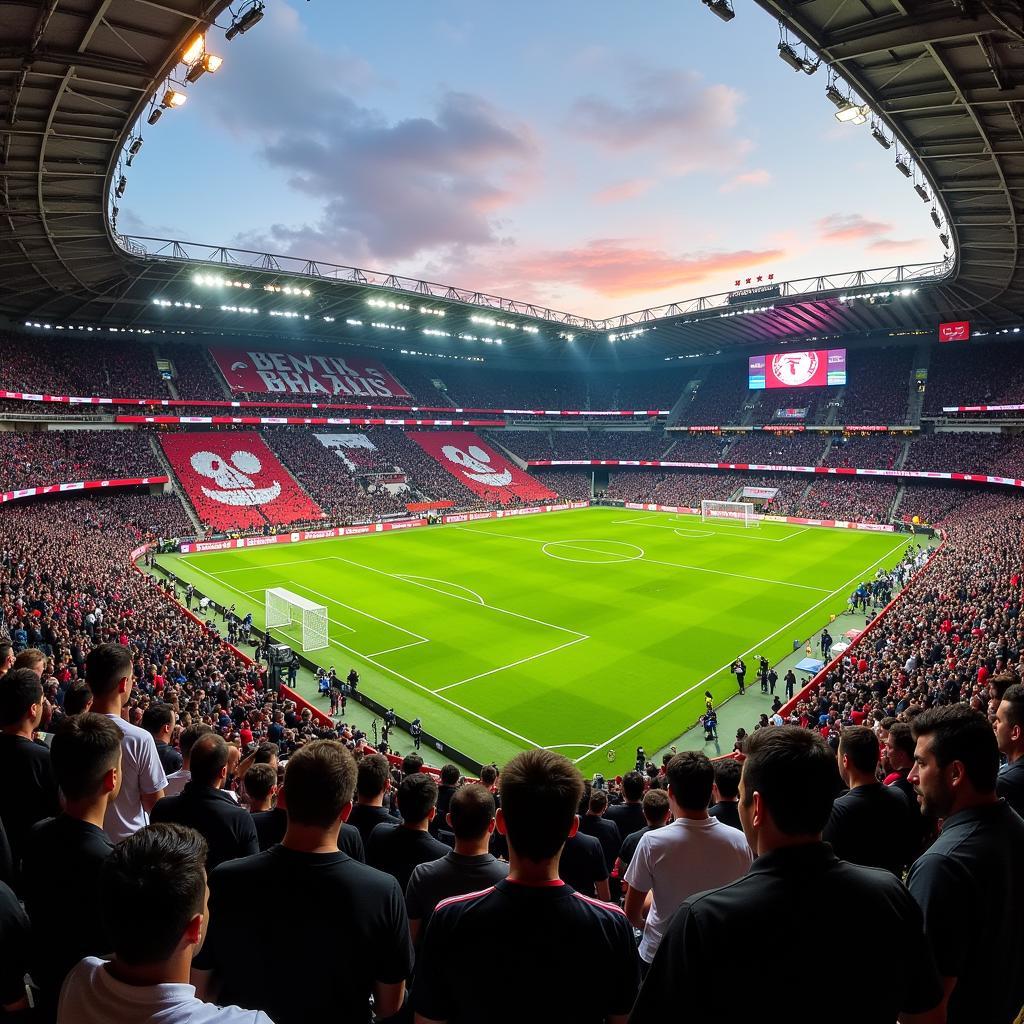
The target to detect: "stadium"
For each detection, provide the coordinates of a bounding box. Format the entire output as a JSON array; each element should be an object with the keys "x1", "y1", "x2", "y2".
[{"x1": 0, "y1": 0, "x2": 1022, "y2": 1021}]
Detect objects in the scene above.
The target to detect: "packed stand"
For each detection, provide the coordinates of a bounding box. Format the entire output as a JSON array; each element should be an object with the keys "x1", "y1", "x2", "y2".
[
  {"x1": 924, "y1": 339, "x2": 1024, "y2": 414},
  {"x1": 436, "y1": 364, "x2": 589, "y2": 410},
  {"x1": 896, "y1": 484, "x2": 971, "y2": 527},
  {"x1": 839, "y1": 347, "x2": 913, "y2": 425},
  {"x1": 532, "y1": 469, "x2": 592, "y2": 501},
  {"x1": 792, "y1": 476, "x2": 899, "y2": 523},
  {"x1": 725, "y1": 432, "x2": 828, "y2": 467},
  {"x1": 903, "y1": 431, "x2": 1024, "y2": 476},
  {"x1": 746, "y1": 388, "x2": 826, "y2": 427},
  {"x1": 603, "y1": 470, "x2": 737, "y2": 506},
  {"x1": 822, "y1": 434, "x2": 906, "y2": 469},
  {"x1": 364, "y1": 428, "x2": 484, "y2": 508},
  {"x1": 672, "y1": 360, "x2": 748, "y2": 426}
]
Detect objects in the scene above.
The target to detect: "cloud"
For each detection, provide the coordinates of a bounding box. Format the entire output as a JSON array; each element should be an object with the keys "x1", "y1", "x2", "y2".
[
  {"x1": 868, "y1": 237, "x2": 925, "y2": 252},
  {"x1": 817, "y1": 213, "x2": 892, "y2": 242},
  {"x1": 491, "y1": 239, "x2": 784, "y2": 301},
  {"x1": 718, "y1": 169, "x2": 771, "y2": 193},
  {"x1": 592, "y1": 178, "x2": 656, "y2": 205},
  {"x1": 566, "y1": 69, "x2": 750, "y2": 174}
]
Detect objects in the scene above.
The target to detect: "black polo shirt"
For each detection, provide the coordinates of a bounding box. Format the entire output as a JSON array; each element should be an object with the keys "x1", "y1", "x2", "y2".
[
  {"x1": 708, "y1": 800, "x2": 742, "y2": 832},
  {"x1": 406, "y1": 851, "x2": 508, "y2": 931},
  {"x1": 412, "y1": 878, "x2": 639, "y2": 1023},
  {"x1": 195, "y1": 845, "x2": 412, "y2": 1024},
  {"x1": 907, "y1": 800, "x2": 1024, "y2": 1024},
  {"x1": 578, "y1": 814, "x2": 621, "y2": 872},
  {"x1": 822, "y1": 783, "x2": 920, "y2": 875},
  {"x1": 250, "y1": 806, "x2": 364, "y2": 861},
  {"x1": 0, "y1": 734, "x2": 59, "y2": 876},
  {"x1": 155, "y1": 741, "x2": 183, "y2": 776},
  {"x1": 558, "y1": 831, "x2": 607, "y2": 896},
  {"x1": 150, "y1": 782, "x2": 258, "y2": 869},
  {"x1": 366, "y1": 821, "x2": 448, "y2": 891},
  {"x1": 617, "y1": 825, "x2": 653, "y2": 871},
  {"x1": 21, "y1": 815, "x2": 113, "y2": 1021},
  {"x1": 631, "y1": 843, "x2": 941, "y2": 1024},
  {"x1": 347, "y1": 803, "x2": 396, "y2": 848},
  {"x1": 996, "y1": 759, "x2": 1024, "y2": 818},
  {"x1": 606, "y1": 801, "x2": 646, "y2": 842},
  {"x1": 0, "y1": 880, "x2": 29, "y2": 1011}
]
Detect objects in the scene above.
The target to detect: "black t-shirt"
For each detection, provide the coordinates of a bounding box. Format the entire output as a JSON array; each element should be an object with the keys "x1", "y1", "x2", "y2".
[
  {"x1": 618, "y1": 825, "x2": 653, "y2": 871},
  {"x1": 0, "y1": 734, "x2": 60, "y2": 875},
  {"x1": 155, "y1": 741, "x2": 183, "y2": 775},
  {"x1": 150, "y1": 783, "x2": 259, "y2": 870},
  {"x1": 367, "y1": 822, "x2": 448, "y2": 892},
  {"x1": 406, "y1": 852, "x2": 509, "y2": 931},
  {"x1": 708, "y1": 800, "x2": 742, "y2": 832},
  {"x1": 251, "y1": 807, "x2": 364, "y2": 861},
  {"x1": 578, "y1": 815, "x2": 621, "y2": 872},
  {"x1": 21, "y1": 815, "x2": 113, "y2": 1021},
  {"x1": 907, "y1": 800, "x2": 1024, "y2": 1024},
  {"x1": 347, "y1": 803, "x2": 397, "y2": 849},
  {"x1": 557, "y1": 831, "x2": 607, "y2": 896},
  {"x1": 822, "y1": 783, "x2": 919, "y2": 876},
  {"x1": 996, "y1": 759, "x2": 1024, "y2": 818},
  {"x1": 429, "y1": 785, "x2": 457, "y2": 838},
  {"x1": 412, "y1": 879, "x2": 639, "y2": 1023},
  {"x1": 0, "y1": 880, "x2": 29, "y2": 1011},
  {"x1": 605, "y1": 801, "x2": 646, "y2": 843},
  {"x1": 196, "y1": 846, "x2": 412, "y2": 1024},
  {"x1": 632, "y1": 843, "x2": 941, "y2": 1024}
]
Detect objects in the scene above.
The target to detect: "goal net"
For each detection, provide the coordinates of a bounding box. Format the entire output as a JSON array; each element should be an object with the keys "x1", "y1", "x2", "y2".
[
  {"x1": 701, "y1": 499, "x2": 760, "y2": 528},
  {"x1": 265, "y1": 588, "x2": 329, "y2": 652}
]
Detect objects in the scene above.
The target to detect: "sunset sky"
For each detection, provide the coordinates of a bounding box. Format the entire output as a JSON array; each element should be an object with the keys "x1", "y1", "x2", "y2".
[{"x1": 123, "y1": 0, "x2": 945, "y2": 319}]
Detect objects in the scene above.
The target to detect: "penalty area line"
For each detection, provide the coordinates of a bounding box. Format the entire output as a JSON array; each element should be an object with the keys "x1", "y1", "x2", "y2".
[{"x1": 434, "y1": 635, "x2": 590, "y2": 692}]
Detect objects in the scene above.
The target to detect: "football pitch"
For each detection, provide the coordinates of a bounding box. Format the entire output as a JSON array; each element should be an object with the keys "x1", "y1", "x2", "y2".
[{"x1": 158, "y1": 507, "x2": 911, "y2": 773}]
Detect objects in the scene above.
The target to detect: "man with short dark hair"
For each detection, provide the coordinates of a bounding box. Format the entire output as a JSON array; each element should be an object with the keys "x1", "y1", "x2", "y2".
[
  {"x1": 994, "y1": 682, "x2": 1024, "y2": 816},
  {"x1": 58, "y1": 823, "x2": 271, "y2": 1023},
  {"x1": 429, "y1": 763, "x2": 460, "y2": 840},
  {"x1": 150, "y1": 733, "x2": 258, "y2": 869},
  {"x1": 823, "y1": 725, "x2": 919, "y2": 875},
  {"x1": 0, "y1": 667, "x2": 60, "y2": 871},
  {"x1": 624, "y1": 751, "x2": 751, "y2": 968},
  {"x1": 86, "y1": 644, "x2": 166, "y2": 841},
  {"x1": 579, "y1": 788, "x2": 621, "y2": 874},
  {"x1": 347, "y1": 753, "x2": 396, "y2": 847},
  {"x1": 22, "y1": 713, "x2": 121, "y2": 1022},
  {"x1": 164, "y1": 723, "x2": 215, "y2": 798},
  {"x1": 142, "y1": 704, "x2": 182, "y2": 776},
  {"x1": 708, "y1": 759, "x2": 742, "y2": 831},
  {"x1": 367, "y1": 772, "x2": 448, "y2": 890},
  {"x1": 907, "y1": 705, "x2": 1024, "y2": 1024},
  {"x1": 195, "y1": 740, "x2": 412, "y2": 1024},
  {"x1": 412, "y1": 749, "x2": 639, "y2": 1024},
  {"x1": 630, "y1": 727, "x2": 944, "y2": 1024},
  {"x1": 406, "y1": 783, "x2": 508, "y2": 942},
  {"x1": 606, "y1": 771, "x2": 646, "y2": 842},
  {"x1": 616, "y1": 789, "x2": 670, "y2": 877}
]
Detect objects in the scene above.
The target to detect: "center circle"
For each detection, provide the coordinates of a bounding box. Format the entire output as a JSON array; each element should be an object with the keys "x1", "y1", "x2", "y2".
[{"x1": 541, "y1": 539, "x2": 645, "y2": 564}]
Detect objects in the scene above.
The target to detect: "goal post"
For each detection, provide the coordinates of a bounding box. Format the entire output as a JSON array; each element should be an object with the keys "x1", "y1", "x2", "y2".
[
  {"x1": 265, "y1": 588, "x2": 329, "y2": 652},
  {"x1": 700, "y1": 499, "x2": 760, "y2": 528}
]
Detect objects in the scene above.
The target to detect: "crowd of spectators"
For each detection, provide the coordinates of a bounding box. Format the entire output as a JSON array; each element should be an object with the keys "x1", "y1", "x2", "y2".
[
  {"x1": 924, "y1": 339, "x2": 1024, "y2": 414},
  {"x1": 903, "y1": 432, "x2": 1024, "y2": 477},
  {"x1": 495, "y1": 429, "x2": 673, "y2": 462},
  {"x1": 0, "y1": 431, "x2": 158, "y2": 491},
  {"x1": 531, "y1": 470, "x2": 592, "y2": 501},
  {"x1": 823, "y1": 434, "x2": 906, "y2": 469},
  {"x1": 604, "y1": 470, "x2": 736, "y2": 507},
  {"x1": 746, "y1": 387, "x2": 827, "y2": 426},
  {"x1": 672, "y1": 361, "x2": 748, "y2": 425},
  {"x1": 895, "y1": 485, "x2": 966, "y2": 526},
  {"x1": 840, "y1": 347, "x2": 914, "y2": 425},
  {"x1": 725, "y1": 432, "x2": 828, "y2": 466},
  {"x1": 791, "y1": 477, "x2": 899, "y2": 523}
]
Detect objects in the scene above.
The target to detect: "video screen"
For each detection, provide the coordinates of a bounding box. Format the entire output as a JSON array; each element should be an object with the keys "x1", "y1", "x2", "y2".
[{"x1": 748, "y1": 349, "x2": 846, "y2": 390}]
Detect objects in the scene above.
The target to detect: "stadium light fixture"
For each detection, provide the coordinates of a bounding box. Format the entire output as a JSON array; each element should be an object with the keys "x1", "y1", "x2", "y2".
[
  {"x1": 930, "y1": 208, "x2": 942, "y2": 228},
  {"x1": 186, "y1": 52, "x2": 223, "y2": 83},
  {"x1": 160, "y1": 89, "x2": 187, "y2": 109},
  {"x1": 777, "y1": 42, "x2": 818, "y2": 74},
  {"x1": 835, "y1": 102, "x2": 868, "y2": 124},
  {"x1": 870, "y1": 125, "x2": 892, "y2": 149},
  {"x1": 182, "y1": 34, "x2": 205, "y2": 66},
  {"x1": 126, "y1": 137, "x2": 143, "y2": 166},
  {"x1": 114, "y1": 176, "x2": 126, "y2": 198},
  {"x1": 895, "y1": 157, "x2": 912, "y2": 178},
  {"x1": 225, "y1": 1, "x2": 265, "y2": 40},
  {"x1": 939, "y1": 233, "x2": 950, "y2": 249},
  {"x1": 914, "y1": 182, "x2": 929, "y2": 202},
  {"x1": 147, "y1": 108, "x2": 162, "y2": 125},
  {"x1": 701, "y1": 0, "x2": 735, "y2": 22},
  {"x1": 825, "y1": 84, "x2": 847, "y2": 108}
]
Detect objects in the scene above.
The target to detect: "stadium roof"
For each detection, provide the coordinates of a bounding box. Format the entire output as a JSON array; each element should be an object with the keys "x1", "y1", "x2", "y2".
[{"x1": 1, "y1": 0, "x2": 1021, "y2": 363}]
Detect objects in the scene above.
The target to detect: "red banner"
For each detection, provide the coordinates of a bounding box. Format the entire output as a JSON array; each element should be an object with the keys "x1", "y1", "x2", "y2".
[
  {"x1": 939, "y1": 321, "x2": 970, "y2": 342},
  {"x1": 210, "y1": 348, "x2": 412, "y2": 399},
  {"x1": 409, "y1": 431, "x2": 558, "y2": 504},
  {"x1": 160, "y1": 432, "x2": 323, "y2": 531},
  {"x1": 0, "y1": 476, "x2": 168, "y2": 505}
]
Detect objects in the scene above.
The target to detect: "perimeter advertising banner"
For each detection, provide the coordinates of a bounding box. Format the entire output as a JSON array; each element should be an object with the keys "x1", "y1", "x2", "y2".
[
  {"x1": 210, "y1": 348, "x2": 411, "y2": 398},
  {"x1": 748, "y1": 349, "x2": 847, "y2": 389}
]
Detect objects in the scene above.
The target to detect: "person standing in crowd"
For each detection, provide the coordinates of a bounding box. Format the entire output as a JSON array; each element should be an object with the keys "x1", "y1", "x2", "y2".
[
  {"x1": 406, "y1": 784, "x2": 508, "y2": 943},
  {"x1": 164, "y1": 723, "x2": 214, "y2": 798},
  {"x1": 367, "y1": 772, "x2": 448, "y2": 890},
  {"x1": 823, "y1": 725, "x2": 919, "y2": 876},
  {"x1": 244, "y1": 764, "x2": 280, "y2": 850},
  {"x1": 993, "y1": 683, "x2": 1024, "y2": 816},
  {"x1": 57, "y1": 824, "x2": 272, "y2": 1024},
  {"x1": 758, "y1": 656, "x2": 770, "y2": 694},
  {"x1": 630, "y1": 727, "x2": 944, "y2": 1024},
  {"x1": 616, "y1": 789, "x2": 671, "y2": 880},
  {"x1": 820, "y1": 628, "x2": 833, "y2": 661},
  {"x1": 708, "y1": 759, "x2": 742, "y2": 832},
  {"x1": 579, "y1": 788, "x2": 622, "y2": 876},
  {"x1": 21, "y1": 713, "x2": 121, "y2": 1022},
  {"x1": 429, "y1": 763, "x2": 460, "y2": 840},
  {"x1": 141, "y1": 704, "x2": 182, "y2": 777},
  {"x1": 347, "y1": 753, "x2": 397, "y2": 847},
  {"x1": 86, "y1": 644, "x2": 166, "y2": 842},
  {"x1": 907, "y1": 705, "x2": 1024, "y2": 1024},
  {"x1": 784, "y1": 667, "x2": 797, "y2": 700},
  {"x1": 409, "y1": 718, "x2": 423, "y2": 751},
  {"x1": 624, "y1": 752, "x2": 752, "y2": 971},
  {"x1": 731, "y1": 656, "x2": 746, "y2": 695},
  {"x1": 150, "y1": 733, "x2": 259, "y2": 870},
  {"x1": 194, "y1": 741, "x2": 411, "y2": 1024},
  {"x1": 0, "y1": 876, "x2": 30, "y2": 1015},
  {"x1": 0, "y1": 667, "x2": 60, "y2": 874},
  {"x1": 606, "y1": 771, "x2": 646, "y2": 843},
  {"x1": 412, "y1": 749, "x2": 639, "y2": 1023}
]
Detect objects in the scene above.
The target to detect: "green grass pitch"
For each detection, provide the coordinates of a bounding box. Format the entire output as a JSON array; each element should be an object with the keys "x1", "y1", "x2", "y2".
[{"x1": 158, "y1": 506, "x2": 911, "y2": 774}]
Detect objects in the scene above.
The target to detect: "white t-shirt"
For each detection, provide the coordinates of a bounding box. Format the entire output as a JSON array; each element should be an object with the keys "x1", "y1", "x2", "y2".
[
  {"x1": 103, "y1": 715, "x2": 168, "y2": 842},
  {"x1": 58, "y1": 957, "x2": 273, "y2": 1024},
  {"x1": 624, "y1": 815, "x2": 753, "y2": 963},
  {"x1": 164, "y1": 768, "x2": 191, "y2": 798}
]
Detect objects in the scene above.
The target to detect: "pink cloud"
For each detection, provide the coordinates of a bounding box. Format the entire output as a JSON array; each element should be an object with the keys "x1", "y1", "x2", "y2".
[
  {"x1": 719, "y1": 169, "x2": 772, "y2": 193},
  {"x1": 592, "y1": 178, "x2": 656, "y2": 205},
  {"x1": 818, "y1": 213, "x2": 892, "y2": 242},
  {"x1": 868, "y1": 237, "x2": 926, "y2": 252}
]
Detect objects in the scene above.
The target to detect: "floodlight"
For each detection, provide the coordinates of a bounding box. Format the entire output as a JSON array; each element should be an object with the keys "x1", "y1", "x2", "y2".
[
  {"x1": 226, "y1": 1, "x2": 265, "y2": 40},
  {"x1": 870, "y1": 126, "x2": 891, "y2": 149},
  {"x1": 914, "y1": 183, "x2": 929, "y2": 202},
  {"x1": 126, "y1": 137, "x2": 143, "y2": 165},
  {"x1": 182, "y1": 34, "x2": 205, "y2": 66},
  {"x1": 186, "y1": 52, "x2": 222, "y2": 82},
  {"x1": 835, "y1": 103, "x2": 867, "y2": 124},
  {"x1": 895, "y1": 158, "x2": 912, "y2": 177},
  {"x1": 777, "y1": 43, "x2": 805, "y2": 71},
  {"x1": 147, "y1": 108, "x2": 162, "y2": 125},
  {"x1": 701, "y1": 0, "x2": 735, "y2": 22},
  {"x1": 115, "y1": 176, "x2": 126, "y2": 198},
  {"x1": 930, "y1": 208, "x2": 941, "y2": 228},
  {"x1": 161, "y1": 89, "x2": 187, "y2": 109},
  {"x1": 825, "y1": 85, "x2": 847, "y2": 108},
  {"x1": 939, "y1": 233, "x2": 950, "y2": 249}
]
